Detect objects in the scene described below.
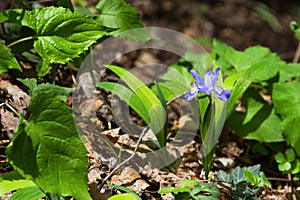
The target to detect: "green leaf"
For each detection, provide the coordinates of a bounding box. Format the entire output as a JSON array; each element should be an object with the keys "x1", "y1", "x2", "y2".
[
  {"x1": 103, "y1": 65, "x2": 166, "y2": 135},
  {"x1": 96, "y1": 0, "x2": 150, "y2": 42},
  {"x1": 22, "y1": 7, "x2": 107, "y2": 64},
  {"x1": 158, "y1": 186, "x2": 177, "y2": 194},
  {"x1": 0, "y1": 43, "x2": 22, "y2": 74},
  {"x1": 243, "y1": 170, "x2": 270, "y2": 187},
  {"x1": 192, "y1": 183, "x2": 220, "y2": 197},
  {"x1": 152, "y1": 65, "x2": 193, "y2": 101},
  {"x1": 0, "y1": 171, "x2": 35, "y2": 196},
  {"x1": 285, "y1": 148, "x2": 296, "y2": 162},
  {"x1": 275, "y1": 153, "x2": 286, "y2": 163},
  {"x1": 213, "y1": 39, "x2": 282, "y2": 72},
  {"x1": 108, "y1": 193, "x2": 140, "y2": 200},
  {"x1": 106, "y1": 184, "x2": 141, "y2": 200},
  {"x1": 178, "y1": 180, "x2": 200, "y2": 188},
  {"x1": 279, "y1": 63, "x2": 300, "y2": 82},
  {"x1": 273, "y1": 81, "x2": 300, "y2": 155},
  {"x1": 278, "y1": 162, "x2": 291, "y2": 172},
  {"x1": 36, "y1": 60, "x2": 51, "y2": 77},
  {"x1": 290, "y1": 21, "x2": 300, "y2": 41},
  {"x1": 9, "y1": 185, "x2": 45, "y2": 200},
  {"x1": 6, "y1": 84, "x2": 91, "y2": 199},
  {"x1": 226, "y1": 89, "x2": 283, "y2": 143},
  {"x1": 0, "y1": 9, "x2": 26, "y2": 24},
  {"x1": 218, "y1": 165, "x2": 261, "y2": 185}
]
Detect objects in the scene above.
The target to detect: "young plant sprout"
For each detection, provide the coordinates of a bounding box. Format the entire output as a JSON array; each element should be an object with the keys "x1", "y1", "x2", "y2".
[{"x1": 186, "y1": 68, "x2": 231, "y2": 101}]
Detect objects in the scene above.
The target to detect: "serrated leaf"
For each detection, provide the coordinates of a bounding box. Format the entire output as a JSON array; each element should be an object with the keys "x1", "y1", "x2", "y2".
[
  {"x1": 9, "y1": 185, "x2": 45, "y2": 200},
  {"x1": 96, "y1": 0, "x2": 150, "y2": 42},
  {"x1": 0, "y1": 43, "x2": 22, "y2": 74},
  {"x1": 22, "y1": 7, "x2": 107, "y2": 64},
  {"x1": 6, "y1": 84, "x2": 91, "y2": 199},
  {"x1": 0, "y1": 171, "x2": 34, "y2": 196}
]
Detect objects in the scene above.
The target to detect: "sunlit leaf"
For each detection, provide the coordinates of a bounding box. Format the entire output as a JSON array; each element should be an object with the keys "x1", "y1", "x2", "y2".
[
  {"x1": 6, "y1": 83, "x2": 91, "y2": 199},
  {"x1": 0, "y1": 44, "x2": 22, "y2": 74},
  {"x1": 22, "y1": 7, "x2": 107, "y2": 64}
]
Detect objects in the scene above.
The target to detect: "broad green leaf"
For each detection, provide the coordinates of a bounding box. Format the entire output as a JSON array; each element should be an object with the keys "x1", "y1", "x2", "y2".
[
  {"x1": 97, "y1": 82, "x2": 150, "y2": 124},
  {"x1": 22, "y1": 7, "x2": 107, "y2": 64},
  {"x1": 108, "y1": 193, "x2": 140, "y2": 200},
  {"x1": 36, "y1": 60, "x2": 51, "y2": 77},
  {"x1": 192, "y1": 183, "x2": 220, "y2": 197},
  {"x1": 0, "y1": 43, "x2": 22, "y2": 74},
  {"x1": 213, "y1": 39, "x2": 282, "y2": 72},
  {"x1": 285, "y1": 148, "x2": 296, "y2": 162},
  {"x1": 6, "y1": 84, "x2": 91, "y2": 199},
  {"x1": 278, "y1": 63, "x2": 300, "y2": 82},
  {"x1": 226, "y1": 89, "x2": 283, "y2": 143},
  {"x1": 278, "y1": 162, "x2": 291, "y2": 172},
  {"x1": 272, "y1": 81, "x2": 300, "y2": 155},
  {"x1": 243, "y1": 170, "x2": 271, "y2": 187},
  {"x1": 96, "y1": 0, "x2": 150, "y2": 42},
  {"x1": 275, "y1": 153, "x2": 286, "y2": 163},
  {"x1": 9, "y1": 185, "x2": 45, "y2": 200},
  {"x1": 18, "y1": 78, "x2": 72, "y2": 100},
  {"x1": 152, "y1": 65, "x2": 193, "y2": 101},
  {"x1": 104, "y1": 65, "x2": 165, "y2": 135},
  {"x1": 0, "y1": 171, "x2": 34, "y2": 196},
  {"x1": 178, "y1": 179, "x2": 200, "y2": 188}
]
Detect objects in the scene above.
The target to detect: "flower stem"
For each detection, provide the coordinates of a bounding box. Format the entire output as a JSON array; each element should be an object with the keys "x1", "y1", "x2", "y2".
[{"x1": 6, "y1": 36, "x2": 37, "y2": 48}]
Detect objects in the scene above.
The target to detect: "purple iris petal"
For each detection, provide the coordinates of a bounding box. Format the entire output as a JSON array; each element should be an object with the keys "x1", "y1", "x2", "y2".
[{"x1": 185, "y1": 68, "x2": 231, "y2": 101}]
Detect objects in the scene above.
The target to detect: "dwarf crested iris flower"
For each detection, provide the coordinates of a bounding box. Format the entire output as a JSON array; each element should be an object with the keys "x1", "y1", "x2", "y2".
[{"x1": 185, "y1": 68, "x2": 231, "y2": 101}]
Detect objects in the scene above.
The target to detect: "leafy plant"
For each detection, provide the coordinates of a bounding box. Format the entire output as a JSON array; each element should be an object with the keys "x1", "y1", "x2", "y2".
[
  {"x1": 217, "y1": 164, "x2": 271, "y2": 200},
  {"x1": 0, "y1": 0, "x2": 147, "y2": 77},
  {"x1": 0, "y1": 0, "x2": 149, "y2": 199},
  {"x1": 158, "y1": 179, "x2": 220, "y2": 200},
  {"x1": 97, "y1": 65, "x2": 172, "y2": 170},
  {"x1": 275, "y1": 148, "x2": 300, "y2": 174}
]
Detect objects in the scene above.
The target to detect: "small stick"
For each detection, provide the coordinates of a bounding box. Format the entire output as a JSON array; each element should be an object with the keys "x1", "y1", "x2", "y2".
[
  {"x1": 293, "y1": 42, "x2": 300, "y2": 63},
  {"x1": 98, "y1": 127, "x2": 149, "y2": 190}
]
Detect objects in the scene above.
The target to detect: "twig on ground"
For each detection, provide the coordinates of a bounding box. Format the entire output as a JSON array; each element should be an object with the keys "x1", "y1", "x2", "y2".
[
  {"x1": 98, "y1": 127, "x2": 149, "y2": 190},
  {"x1": 293, "y1": 42, "x2": 300, "y2": 63}
]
